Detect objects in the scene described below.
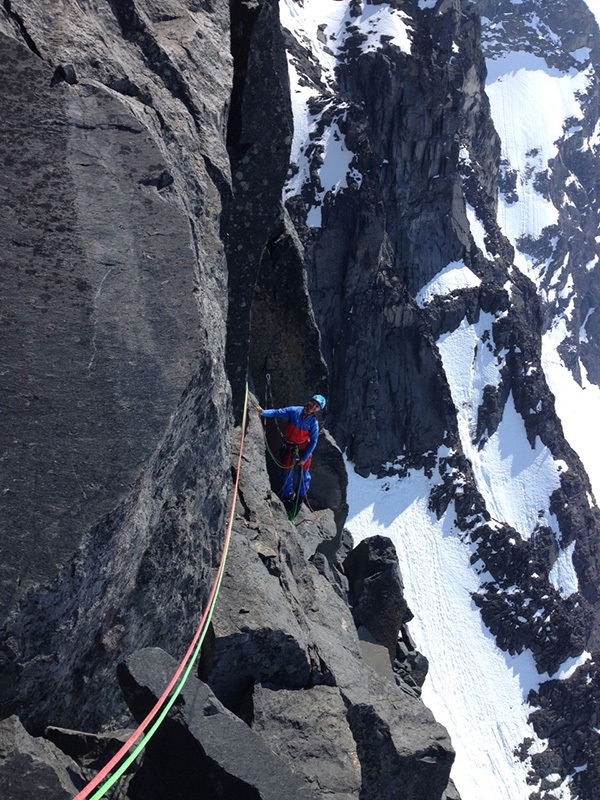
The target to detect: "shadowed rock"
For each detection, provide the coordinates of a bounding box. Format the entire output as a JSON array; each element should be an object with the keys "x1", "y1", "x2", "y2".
[
  {"x1": 343, "y1": 535, "x2": 413, "y2": 660},
  {"x1": 118, "y1": 646, "x2": 319, "y2": 800},
  {"x1": 252, "y1": 683, "x2": 362, "y2": 800}
]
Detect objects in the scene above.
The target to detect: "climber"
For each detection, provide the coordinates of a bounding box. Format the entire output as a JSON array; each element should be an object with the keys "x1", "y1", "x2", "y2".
[{"x1": 256, "y1": 395, "x2": 326, "y2": 503}]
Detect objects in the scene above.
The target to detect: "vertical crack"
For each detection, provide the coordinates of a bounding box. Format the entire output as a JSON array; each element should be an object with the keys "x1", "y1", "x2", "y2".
[
  {"x1": 2, "y1": 1, "x2": 42, "y2": 58},
  {"x1": 87, "y1": 267, "x2": 114, "y2": 371}
]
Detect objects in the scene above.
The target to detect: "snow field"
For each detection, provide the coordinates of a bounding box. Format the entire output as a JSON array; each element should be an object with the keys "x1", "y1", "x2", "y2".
[
  {"x1": 346, "y1": 466, "x2": 548, "y2": 800},
  {"x1": 485, "y1": 51, "x2": 592, "y2": 255}
]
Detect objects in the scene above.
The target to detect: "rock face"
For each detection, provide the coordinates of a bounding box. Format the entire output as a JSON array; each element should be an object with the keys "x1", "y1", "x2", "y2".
[
  {"x1": 0, "y1": 1, "x2": 455, "y2": 797},
  {"x1": 0, "y1": 1, "x2": 600, "y2": 799},
  {"x1": 0, "y1": 715, "x2": 86, "y2": 799},
  {"x1": 199, "y1": 411, "x2": 455, "y2": 800}
]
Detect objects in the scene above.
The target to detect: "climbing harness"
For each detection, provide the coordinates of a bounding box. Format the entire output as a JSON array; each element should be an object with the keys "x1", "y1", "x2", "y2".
[{"x1": 72, "y1": 384, "x2": 250, "y2": 800}]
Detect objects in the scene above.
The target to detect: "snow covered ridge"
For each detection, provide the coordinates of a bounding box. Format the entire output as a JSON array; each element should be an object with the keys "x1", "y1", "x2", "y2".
[{"x1": 280, "y1": 0, "x2": 412, "y2": 226}]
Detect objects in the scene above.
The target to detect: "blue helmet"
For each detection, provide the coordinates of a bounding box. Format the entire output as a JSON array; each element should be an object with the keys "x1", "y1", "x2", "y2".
[{"x1": 311, "y1": 394, "x2": 326, "y2": 410}]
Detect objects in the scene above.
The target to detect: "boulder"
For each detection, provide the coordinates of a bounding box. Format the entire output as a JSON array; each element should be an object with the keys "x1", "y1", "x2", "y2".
[
  {"x1": 343, "y1": 536, "x2": 413, "y2": 659},
  {"x1": 0, "y1": 715, "x2": 86, "y2": 799},
  {"x1": 118, "y1": 647, "x2": 319, "y2": 800},
  {"x1": 252, "y1": 684, "x2": 361, "y2": 800}
]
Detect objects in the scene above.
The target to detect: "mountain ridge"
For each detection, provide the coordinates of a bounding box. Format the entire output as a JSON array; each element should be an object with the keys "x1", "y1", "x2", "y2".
[{"x1": 0, "y1": 1, "x2": 599, "y2": 798}]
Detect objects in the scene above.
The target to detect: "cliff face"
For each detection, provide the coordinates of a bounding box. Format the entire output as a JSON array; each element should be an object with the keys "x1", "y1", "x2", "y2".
[
  {"x1": 1, "y1": 1, "x2": 599, "y2": 799},
  {"x1": 282, "y1": 1, "x2": 600, "y2": 796}
]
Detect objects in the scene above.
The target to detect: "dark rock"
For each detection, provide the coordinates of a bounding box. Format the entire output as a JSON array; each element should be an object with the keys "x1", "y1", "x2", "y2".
[
  {"x1": 0, "y1": 30, "x2": 193, "y2": 617},
  {"x1": 343, "y1": 535, "x2": 413, "y2": 660},
  {"x1": 118, "y1": 646, "x2": 319, "y2": 800},
  {"x1": 347, "y1": 701, "x2": 454, "y2": 800},
  {"x1": 252, "y1": 683, "x2": 361, "y2": 800},
  {"x1": 527, "y1": 654, "x2": 600, "y2": 800},
  {"x1": 50, "y1": 63, "x2": 78, "y2": 85},
  {"x1": 225, "y1": 0, "x2": 295, "y2": 419},
  {"x1": 44, "y1": 725, "x2": 135, "y2": 771},
  {"x1": 201, "y1": 412, "x2": 455, "y2": 799},
  {"x1": 0, "y1": 715, "x2": 86, "y2": 799},
  {"x1": 0, "y1": 363, "x2": 232, "y2": 733}
]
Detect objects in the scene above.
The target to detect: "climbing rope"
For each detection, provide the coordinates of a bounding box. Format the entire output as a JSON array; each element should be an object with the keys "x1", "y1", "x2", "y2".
[{"x1": 72, "y1": 384, "x2": 250, "y2": 800}]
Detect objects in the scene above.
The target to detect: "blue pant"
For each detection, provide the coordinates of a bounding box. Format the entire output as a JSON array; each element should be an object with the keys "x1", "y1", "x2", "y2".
[{"x1": 281, "y1": 445, "x2": 312, "y2": 499}]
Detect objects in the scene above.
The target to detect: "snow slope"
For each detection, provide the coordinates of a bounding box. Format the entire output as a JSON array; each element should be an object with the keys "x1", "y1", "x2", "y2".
[
  {"x1": 346, "y1": 465, "x2": 588, "y2": 800},
  {"x1": 485, "y1": 51, "x2": 591, "y2": 265},
  {"x1": 542, "y1": 317, "x2": 600, "y2": 503},
  {"x1": 482, "y1": 27, "x2": 600, "y2": 504}
]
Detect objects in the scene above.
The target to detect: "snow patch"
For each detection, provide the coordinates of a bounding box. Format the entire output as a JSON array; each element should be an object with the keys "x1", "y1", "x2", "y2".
[
  {"x1": 437, "y1": 317, "x2": 563, "y2": 539},
  {"x1": 541, "y1": 317, "x2": 600, "y2": 504},
  {"x1": 415, "y1": 260, "x2": 481, "y2": 307},
  {"x1": 570, "y1": 47, "x2": 591, "y2": 64},
  {"x1": 466, "y1": 203, "x2": 494, "y2": 259},
  {"x1": 580, "y1": 307, "x2": 595, "y2": 342},
  {"x1": 352, "y1": 3, "x2": 412, "y2": 55},
  {"x1": 549, "y1": 541, "x2": 579, "y2": 599},
  {"x1": 484, "y1": 51, "x2": 592, "y2": 262}
]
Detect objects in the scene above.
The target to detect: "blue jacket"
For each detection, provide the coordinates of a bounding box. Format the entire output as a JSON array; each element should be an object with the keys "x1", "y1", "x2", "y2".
[{"x1": 262, "y1": 406, "x2": 319, "y2": 459}]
